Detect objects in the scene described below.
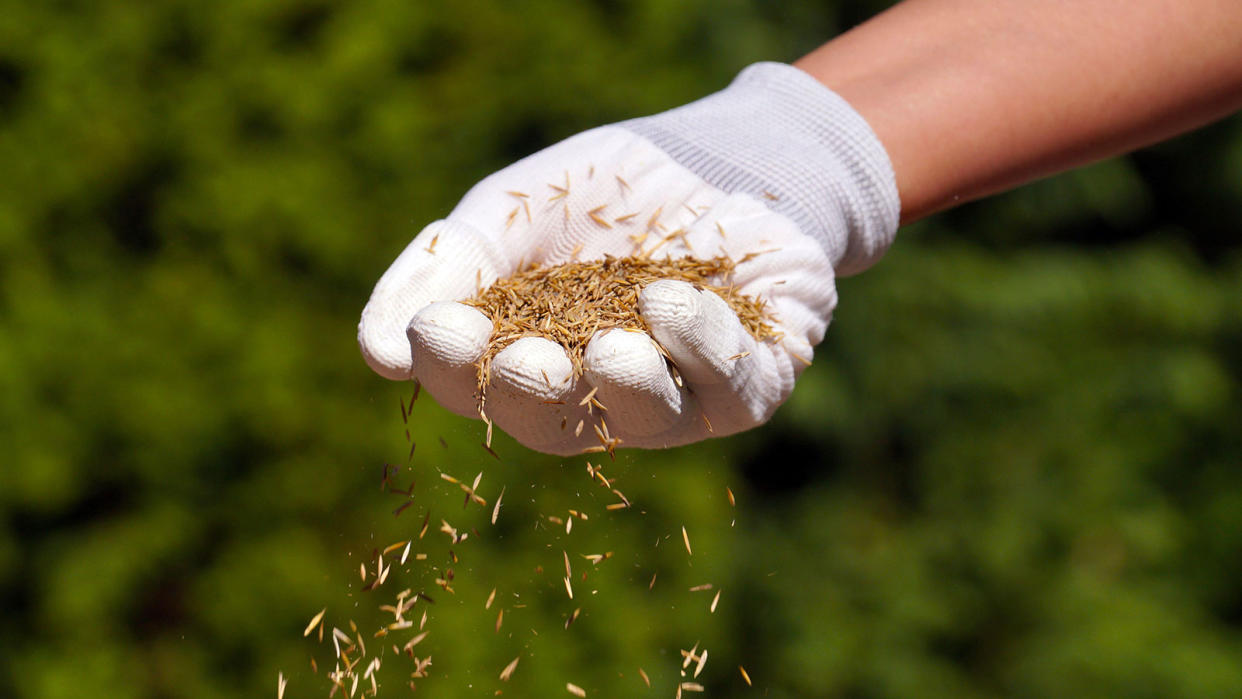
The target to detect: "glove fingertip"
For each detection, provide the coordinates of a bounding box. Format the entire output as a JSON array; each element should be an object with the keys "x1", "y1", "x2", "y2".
[
  {"x1": 408, "y1": 301, "x2": 494, "y2": 417},
  {"x1": 639, "y1": 280, "x2": 750, "y2": 383},
  {"x1": 359, "y1": 305, "x2": 417, "y2": 381},
  {"x1": 582, "y1": 328, "x2": 688, "y2": 438},
  {"x1": 484, "y1": 337, "x2": 586, "y2": 452},
  {"x1": 488, "y1": 336, "x2": 575, "y2": 401}
]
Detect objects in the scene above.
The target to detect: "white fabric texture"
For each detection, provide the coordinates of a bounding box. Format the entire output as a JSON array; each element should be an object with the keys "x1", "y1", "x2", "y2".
[
  {"x1": 623, "y1": 62, "x2": 900, "y2": 276},
  {"x1": 358, "y1": 62, "x2": 900, "y2": 455}
]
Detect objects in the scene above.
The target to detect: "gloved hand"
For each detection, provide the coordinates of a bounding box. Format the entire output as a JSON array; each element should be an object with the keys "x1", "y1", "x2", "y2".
[{"x1": 358, "y1": 62, "x2": 899, "y2": 455}]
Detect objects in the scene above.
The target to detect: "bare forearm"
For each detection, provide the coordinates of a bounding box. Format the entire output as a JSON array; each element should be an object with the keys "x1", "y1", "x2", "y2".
[{"x1": 796, "y1": 0, "x2": 1242, "y2": 222}]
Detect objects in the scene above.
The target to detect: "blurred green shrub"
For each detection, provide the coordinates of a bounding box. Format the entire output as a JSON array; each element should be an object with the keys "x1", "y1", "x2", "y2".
[{"x1": 2, "y1": 1, "x2": 1241, "y2": 697}]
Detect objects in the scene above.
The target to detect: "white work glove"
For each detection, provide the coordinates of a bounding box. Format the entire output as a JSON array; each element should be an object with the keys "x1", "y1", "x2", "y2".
[{"x1": 358, "y1": 62, "x2": 899, "y2": 455}]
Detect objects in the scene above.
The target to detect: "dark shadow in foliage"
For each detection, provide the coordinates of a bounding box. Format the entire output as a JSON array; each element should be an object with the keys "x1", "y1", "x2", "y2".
[
  {"x1": 737, "y1": 425, "x2": 843, "y2": 498},
  {"x1": 103, "y1": 154, "x2": 181, "y2": 257},
  {"x1": 396, "y1": 25, "x2": 463, "y2": 76},
  {"x1": 272, "y1": 1, "x2": 334, "y2": 52},
  {"x1": 236, "y1": 100, "x2": 286, "y2": 145},
  {"x1": 1130, "y1": 121, "x2": 1242, "y2": 263},
  {"x1": 0, "y1": 56, "x2": 26, "y2": 122}
]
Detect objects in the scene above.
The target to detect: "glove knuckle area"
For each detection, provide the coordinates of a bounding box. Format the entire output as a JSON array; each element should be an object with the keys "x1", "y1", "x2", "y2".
[{"x1": 637, "y1": 279, "x2": 701, "y2": 329}]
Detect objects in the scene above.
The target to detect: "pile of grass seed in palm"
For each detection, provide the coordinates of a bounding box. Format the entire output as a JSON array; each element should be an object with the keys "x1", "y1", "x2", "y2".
[{"x1": 466, "y1": 255, "x2": 777, "y2": 410}]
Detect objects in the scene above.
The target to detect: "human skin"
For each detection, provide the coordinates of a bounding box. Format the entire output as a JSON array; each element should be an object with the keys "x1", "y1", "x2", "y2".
[{"x1": 794, "y1": 0, "x2": 1242, "y2": 223}]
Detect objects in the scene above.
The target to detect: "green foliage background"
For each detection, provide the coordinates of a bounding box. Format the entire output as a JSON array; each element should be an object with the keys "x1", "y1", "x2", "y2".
[{"x1": 3, "y1": 1, "x2": 1242, "y2": 697}]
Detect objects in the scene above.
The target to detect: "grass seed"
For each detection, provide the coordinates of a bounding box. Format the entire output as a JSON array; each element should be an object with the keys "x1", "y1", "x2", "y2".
[{"x1": 467, "y1": 256, "x2": 775, "y2": 421}]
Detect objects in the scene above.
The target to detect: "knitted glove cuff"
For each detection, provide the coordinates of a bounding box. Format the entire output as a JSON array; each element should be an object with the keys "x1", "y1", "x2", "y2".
[{"x1": 622, "y1": 62, "x2": 900, "y2": 276}]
